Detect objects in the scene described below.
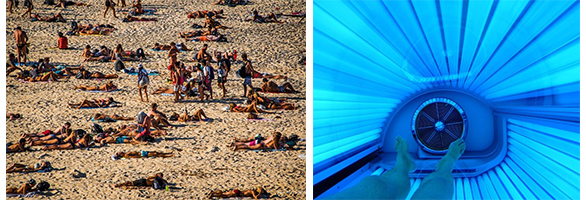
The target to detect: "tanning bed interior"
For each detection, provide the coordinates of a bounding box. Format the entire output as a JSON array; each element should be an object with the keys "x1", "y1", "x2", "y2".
[{"x1": 313, "y1": 0, "x2": 579, "y2": 199}]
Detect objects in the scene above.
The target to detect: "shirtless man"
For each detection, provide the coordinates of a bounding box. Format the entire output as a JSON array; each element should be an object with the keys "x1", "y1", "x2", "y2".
[
  {"x1": 187, "y1": 9, "x2": 224, "y2": 19},
  {"x1": 147, "y1": 103, "x2": 173, "y2": 129},
  {"x1": 261, "y1": 78, "x2": 297, "y2": 93},
  {"x1": 196, "y1": 44, "x2": 212, "y2": 62},
  {"x1": 168, "y1": 42, "x2": 179, "y2": 73},
  {"x1": 123, "y1": 14, "x2": 157, "y2": 22},
  {"x1": 14, "y1": 27, "x2": 28, "y2": 65},
  {"x1": 7, "y1": 138, "x2": 27, "y2": 153},
  {"x1": 113, "y1": 173, "x2": 167, "y2": 189},
  {"x1": 32, "y1": 13, "x2": 66, "y2": 22}
]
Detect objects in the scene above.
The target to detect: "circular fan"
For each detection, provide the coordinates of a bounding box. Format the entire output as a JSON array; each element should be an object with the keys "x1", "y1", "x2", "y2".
[{"x1": 411, "y1": 98, "x2": 467, "y2": 154}]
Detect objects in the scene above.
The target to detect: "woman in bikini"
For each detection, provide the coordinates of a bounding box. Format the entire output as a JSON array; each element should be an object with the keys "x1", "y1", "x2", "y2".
[
  {"x1": 74, "y1": 81, "x2": 118, "y2": 91},
  {"x1": 207, "y1": 187, "x2": 267, "y2": 199},
  {"x1": 68, "y1": 97, "x2": 120, "y2": 109},
  {"x1": 242, "y1": 53, "x2": 287, "y2": 79},
  {"x1": 250, "y1": 92, "x2": 296, "y2": 110},
  {"x1": 204, "y1": 16, "x2": 230, "y2": 29},
  {"x1": 42, "y1": 133, "x2": 92, "y2": 150},
  {"x1": 32, "y1": 13, "x2": 66, "y2": 22},
  {"x1": 114, "y1": 44, "x2": 140, "y2": 61},
  {"x1": 261, "y1": 78, "x2": 297, "y2": 93},
  {"x1": 29, "y1": 129, "x2": 77, "y2": 146},
  {"x1": 95, "y1": 134, "x2": 146, "y2": 146},
  {"x1": 7, "y1": 161, "x2": 52, "y2": 173},
  {"x1": 229, "y1": 102, "x2": 272, "y2": 113},
  {"x1": 7, "y1": 138, "x2": 28, "y2": 153},
  {"x1": 113, "y1": 151, "x2": 174, "y2": 159},
  {"x1": 23, "y1": 71, "x2": 64, "y2": 82},
  {"x1": 93, "y1": 113, "x2": 135, "y2": 121}
]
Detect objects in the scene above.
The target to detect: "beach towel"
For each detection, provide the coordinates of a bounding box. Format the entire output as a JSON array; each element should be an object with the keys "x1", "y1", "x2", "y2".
[
  {"x1": 160, "y1": 93, "x2": 186, "y2": 97},
  {"x1": 247, "y1": 118, "x2": 275, "y2": 121},
  {"x1": 76, "y1": 89, "x2": 120, "y2": 93},
  {"x1": 15, "y1": 62, "x2": 38, "y2": 66},
  {"x1": 6, "y1": 191, "x2": 39, "y2": 198}
]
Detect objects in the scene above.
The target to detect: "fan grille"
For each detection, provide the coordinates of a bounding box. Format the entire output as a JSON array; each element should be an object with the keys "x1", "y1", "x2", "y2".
[{"x1": 412, "y1": 98, "x2": 467, "y2": 153}]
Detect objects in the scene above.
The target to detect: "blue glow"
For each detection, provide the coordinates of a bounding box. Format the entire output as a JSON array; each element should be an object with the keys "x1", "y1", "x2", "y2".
[{"x1": 313, "y1": 0, "x2": 580, "y2": 198}]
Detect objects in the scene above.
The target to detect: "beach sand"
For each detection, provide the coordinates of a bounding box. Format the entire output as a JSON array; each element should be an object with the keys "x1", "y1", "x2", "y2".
[{"x1": 6, "y1": 0, "x2": 306, "y2": 198}]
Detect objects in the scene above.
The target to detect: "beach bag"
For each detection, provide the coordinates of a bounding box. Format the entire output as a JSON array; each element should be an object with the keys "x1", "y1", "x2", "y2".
[
  {"x1": 137, "y1": 111, "x2": 147, "y2": 124},
  {"x1": 92, "y1": 123, "x2": 103, "y2": 134},
  {"x1": 153, "y1": 176, "x2": 166, "y2": 190},
  {"x1": 36, "y1": 181, "x2": 50, "y2": 191},
  {"x1": 114, "y1": 59, "x2": 124, "y2": 71}
]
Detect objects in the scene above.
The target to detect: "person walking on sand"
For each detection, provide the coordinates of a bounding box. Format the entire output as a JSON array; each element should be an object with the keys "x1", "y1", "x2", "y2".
[
  {"x1": 14, "y1": 27, "x2": 28, "y2": 65},
  {"x1": 103, "y1": 0, "x2": 117, "y2": 18},
  {"x1": 171, "y1": 63, "x2": 183, "y2": 103},
  {"x1": 21, "y1": 0, "x2": 33, "y2": 18},
  {"x1": 168, "y1": 42, "x2": 179, "y2": 80},
  {"x1": 137, "y1": 64, "x2": 149, "y2": 102}
]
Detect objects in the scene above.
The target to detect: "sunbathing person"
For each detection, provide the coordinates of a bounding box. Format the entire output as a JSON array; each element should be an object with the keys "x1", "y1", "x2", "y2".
[
  {"x1": 42, "y1": 133, "x2": 92, "y2": 150},
  {"x1": 152, "y1": 43, "x2": 172, "y2": 51},
  {"x1": 176, "y1": 109, "x2": 209, "y2": 122},
  {"x1": 180, "y1": 27, "x2": 217, "y2": 38},
  {"x1": 207, "y1": 187, "x2": 267, "y2": 199},
  {"x1": 6, "y1": 179, "x2": 37, "y2": 195},
  {"x1": 82, "y1": 45, "x2": 112, "y2": 61},
  {"x1": 113, "y1": 173, "x2": 167, "y2": 189},
  {"x1": 187, "y1": 10, "x2": 224, "y2": 18},
  {"x1": 131, "y1": 0, "x2": 143, "y2": 14},
  {"x1": 68, "y1": 97, "x2": 120, "y2": 109},
  {"x1": 93, "y1": 113, "x2": 135, "y2": 121},
  {"x1": 95, "y1": 135, "x2": 146, "y2": 146},
  {"x1": 245, "y1": 10, "x2": 283, "y2": 23},
  {"x1": 204, "y1": 16, "x2": 230, "y2": 29},
  {"x1": 7, "y1": 138, "x2": 28, "y2": 153},
  {"x1": 7, "y1": 161, "x2": 52, "y2": 173},
  {"x1": 7, "y1": 53, "x2": 21, "y2": 76},
  {"x1": 229, "y1": 102, "x2": 272, "y2": 113},
  {"x1": 113, "y1": 44, "x2": 141, "y2": 61},
  {"x1": 261, "y1": 78, "x2": 297, "y2": 93},
  {"x1": 152, "y1": 87, "x2": 189, "y2": 97},
  {"x1": 29, "y1": 129, "x2": 77, "y2": 146},
  {"x1": 185, "y1": 34, "x2": 227, "y2": 42},
  {"x1": 55, "y1": 0, "x2": 89, "y2": 8},
  {"x1": 113, "y1": 151, "x2": 174, "y2": 159},
  {"x1": 242, "y1": 53, "x2": 287, "y2": 79},
  {"x1": 74, "y1": 81, "x2": 118, "y2": 91},
  {"x1": 234, "y1": 133, "x2": 264, "y2": 142},
  {"x1": 232, "y1": 132, "x2": 281, "y2": 150},
  {"x1": 123, "y1": 14, "x2": 157, "y2": 22},
  {"x1": 23, "y1": 122, "x2": 72, "y2": 141},
  {"x1": 22, "y1": 71, "x2": 65, "y2": 82},
  {"x1": 32, "y1": 13, "x2": 66, "y2": 22},
  {"x1": 7, "y1": 113, "x2": 22, "y2": 120}
]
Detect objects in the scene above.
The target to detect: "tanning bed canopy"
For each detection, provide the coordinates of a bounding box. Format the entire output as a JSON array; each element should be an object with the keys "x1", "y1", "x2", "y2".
[{"x1": 412, "y1": 97, "x2": 467, "y2": 153}]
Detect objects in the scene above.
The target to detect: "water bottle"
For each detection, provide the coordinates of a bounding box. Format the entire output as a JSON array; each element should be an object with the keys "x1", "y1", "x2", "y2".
[{"x1": 165, "y1": 185, "x2": 169, "y2": 191}]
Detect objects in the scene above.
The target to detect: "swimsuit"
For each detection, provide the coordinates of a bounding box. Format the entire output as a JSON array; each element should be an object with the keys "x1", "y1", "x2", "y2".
[
  {"x1": 132, "y1": 178, "x2": 148, "y2": 186},
  {"x1": 278, "y1": 86, "x2": 284, "y2": 93},
  {"x1": 140, "y1": 150, "x2": 148, "y2": 157},
  {"x1": 115, "y1": 136, "x2": 127, "y2": 144}
]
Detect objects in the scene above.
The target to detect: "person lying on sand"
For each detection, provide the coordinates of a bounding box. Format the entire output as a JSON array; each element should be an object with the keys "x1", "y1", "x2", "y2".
[
  {"x1": 112, "y1": 151, "x2": 174, "y2": 159},
  {"x1": 131, "y1": 0, "x2": 143, "y2": 14},
  {"x1": 95, "y1": 135, "x2": 147, "y2": 146},
  {"x1": 112, "y1": 124, "x2": 167, "y2": 138},
  {"x1": 22, "y1": 71, "x2": 66, "y2": 82},
  {"x1": 169, "y1": 109, "x2": 209, "y2": 122},
  {"x1": 185, "y1": 35, "x2": 227, "y2": 42},
  {"x1": 24, "y1": 122, "x2": 72, "y2": 140},
  {"x1": 7, "y1": 161, "x2": 52, "y2": 173},
  {"x1": 83, "y1": 45, "x2": 112, "y2": 61},
  {"x1": 113, "y1": 173, "x2": 167, "y2": 189},
  {"x1": 180, "y1": 27, "x2": 217, "y2": 38},
  {"x1": 42, "y1": 133, "x2": 92, "y2": 150},
  {"x1": 68, "y1": 97, "x2": 120, "y2": 109},
  {"x1": 229, "y1": 102, "x2": 272, "y2": 113},
  {"x1": 6, "y1": 179, "x2": 40, "y2": 195},
  {"x1": 245, "y1": 10, "x2": 284, "y2": 23},
  {"x1": 204, "y1": 16, "x2": 230, "y2": 29},
  {"x1": 28, "y1": 129, "x2": 77, "y2": 146},
  {"x1": 73, "y1": 24, "x2": 116, "y2": 35},
  {"x1": 207, "y1": 186, "x2": 267, "y2": 199},
  {"x1": 152, "y1": 43, "x2": 172, "y2": 51},
  {"x1": 7, "y1": 138, "x2": 28, "y2": 153},
  {"x1": 74, "y1": 81, "x2": 118, "y2": 91},
  {"x1": 152, "y1": 87, "x2": 188, "y2": 96},
  {"x1": 187, "y1": 10, "x2": 224, "y2": 19},
  {"x1": 55, "y1": 0, "x2": 89, "y2": 8},
  {"x1": 123, "y1": 14, "x2": 157, "y2": 22},
  {"x1": 113, "y1": 44, "x2": 141, "y2": 61},
  {"x1": 77, "y1": 69, "x2": 119, "y2": 79},
  {"x1": 7, "y1": 113, "x2": 22, "y2": 120},
  {"x1": 93, "y1": 113, "x2": 135, "y2": 121},
  {"x1": 261, "y1": 78, "x2": 297, "y2": 93}
]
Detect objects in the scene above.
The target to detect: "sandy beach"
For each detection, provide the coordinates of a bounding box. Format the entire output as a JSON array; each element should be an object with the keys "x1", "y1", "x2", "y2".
[{"x1": 6, "y1": 0, "x2": 306, "y2": 198}]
